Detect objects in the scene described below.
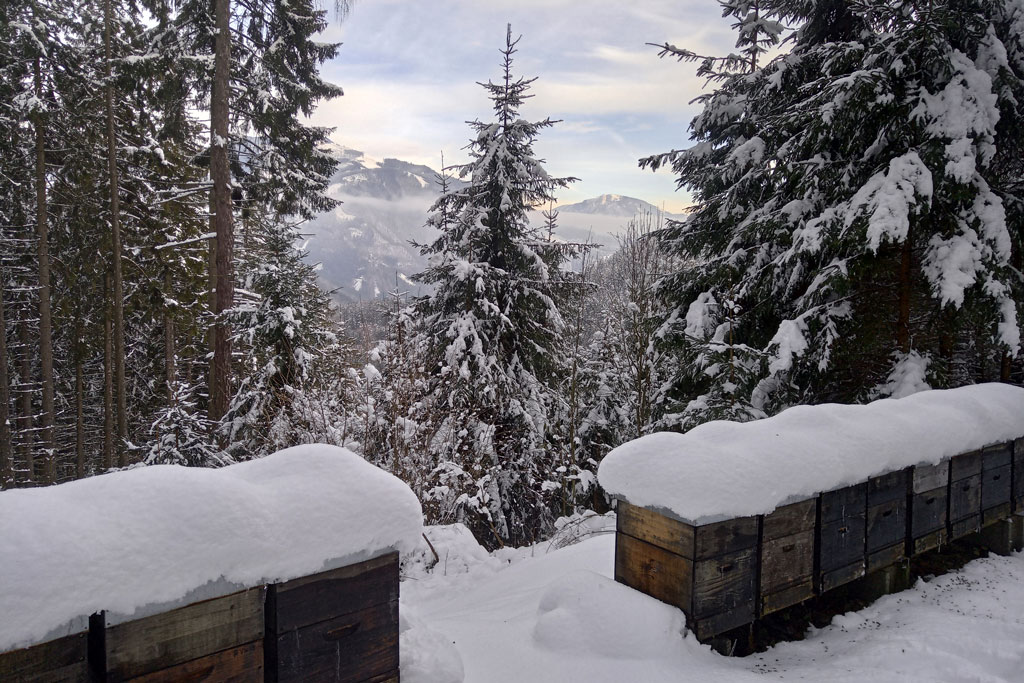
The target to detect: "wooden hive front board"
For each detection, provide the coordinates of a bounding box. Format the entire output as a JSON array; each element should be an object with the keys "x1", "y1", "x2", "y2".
[
  {"x1": 1014, "y1": 438, "x2": 1024, "y2": 510},
  {"x1": 819, "y1": 509, "x2": 866, "y2": 572},
  {"x1": 614, "y1": 532, "x2": 691, "y2": 611},
  {"x1": 266, "y1": 553, "x2": 400, "y2": 683},
  {"x1": 949, "y1": 473, "x2": 982, "y2": 539},
  {"x1": 104, "y1": 587, "x2": 265, "y2": 682},
  {"x1": 951, "y1": 450, "x2": 983, "y2": 481},
  {"x1": 866, "y1": 469, "x2": 909, "y2": 571},
  {"x1": 913, "y1": 461, "x2": 949, "y2": 495},
  {"x1": 616, "y1": 501, "x2": 694, "y2": 557},
  {"x1": 820, "y1": 483, "x2": 867, "y2": 524},
  {"x1": 126, "y1": 641, "x2": 263, "y2": 683},
  {"x1": 760, "y1": 499, "x2": 816, "y2": 616},
  {"x1": 866, "y1": 498, "x2": 906, "y2": 557},
  {"x1": 819, "y1": 485, "x2": 866, "y2": 591},
  {"x1": 981, "y1": 443, "x2": 1012, "y2": 527},
  {"x1": 0, "y1": 631, "x2": 88, "y2": 683}
]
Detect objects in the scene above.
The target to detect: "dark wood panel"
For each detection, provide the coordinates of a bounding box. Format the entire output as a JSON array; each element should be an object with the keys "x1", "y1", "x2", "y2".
[
  {"x1": 911, "y1": 486, "x2": 947, "y2": 538},
  {"x1": 616, "y1": 501, "x2": 694, "y2": 558},
  {"x1": 866, "y1": 498, "x2": 906, "y2": 553},
  {"x1": 761, "y1": 579, "x2": 814, "y2": 617},
  {"x1": 761, "y1": 529, "x2": 814, "y2": 594},
  {"x1": 127, "y1": 640, "x2": 263, "y2": 683},
  {"x1": 271, "y1": 554, "x2": 398, "y2": 634},
  {"x1": 694, "y1": 517, "x2": 758, "y2": 560},
  {"x1": 273, "y1": 601, "x2": 398, "y2": 683},
  {"x1": 762, "y1": 499, "x2": 816, "y2": 541},
  {"x1": 692, "y1": 547, "x2": 756, "y2": 619},
  {"x1": 614, "y1": 533, "x2": 692, "y2": 612},
  {"x1": 982, "y1": 502, "x2": 1012, "y2": 527},
  {"x1": 819, "y1": 515, "x2": 866, "y2": 572},
  {"x1": 949, "y1": 473, "x2": 981, "y2": 522},
  {"x1": 692, "y1": 603, "x2": 756, "y2": 640},
  {"x1": 106, "y1": 588, "x2": 265, "y2": 682},
  {"x1": 867, "y1": 543, "x2": 904, "y2": 573},
  {"x1": 982, "y1": 465, "x2": 1011, "y2": 511},
  {"x1": 868, "y1": 469, "x2": 909, "y2": 507},
  {"x1": 950, "y1": 515, "x2": 981, "y2": 540},
  {"x1": 820, "y1": 483, "x2": 867, "y2": 524},
  {"x1": 983, "y1": 443, "x2": 1012, "y2": 470},
  {"x1": 911, "y1": 527, "x2": 947, "y2": 555},
  {"x1": 0, "y1": 632, "x2": 88, "y2": 683},
  {"x1": 913, "y1": 461, "x2": 949, "y2": 495},
  {"x1": 821, "y1": 561, "x2": 864, "y2": 592},
  {"x1": 951, "y1": 450, "x2": 982, "y2": 480}
]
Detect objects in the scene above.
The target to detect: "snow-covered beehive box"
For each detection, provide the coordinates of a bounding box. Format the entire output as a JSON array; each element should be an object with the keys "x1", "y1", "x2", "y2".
[
  {"x1": 0, "y1": 444, "x2": 422, "y2": 682},
  {"x1": 599, "y1": 384, "x2": 1024, "y2": 642}
]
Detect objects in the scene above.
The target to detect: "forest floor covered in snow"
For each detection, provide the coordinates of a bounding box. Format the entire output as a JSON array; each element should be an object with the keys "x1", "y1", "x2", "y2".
[{"x1": 399, "y1": 518, "x2": 1024, "y2": 682}]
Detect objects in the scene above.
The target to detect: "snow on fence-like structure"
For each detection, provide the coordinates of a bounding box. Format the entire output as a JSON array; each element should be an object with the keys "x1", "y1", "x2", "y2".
[
  {"x1": 598, "y1": 383, "x2": 1024, "y2": 643},
  {"x1": 0, "y1": 444, "x2": 423, "y2": 682}
]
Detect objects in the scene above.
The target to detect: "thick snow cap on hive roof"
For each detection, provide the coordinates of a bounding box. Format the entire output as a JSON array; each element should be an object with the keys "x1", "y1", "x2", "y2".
[
  {"x1": 0, "y1": 444, "x2": 423, "y2": 651},
  {"x1": 598, "y1": 384, "x2": 1024, "y2": 525}
]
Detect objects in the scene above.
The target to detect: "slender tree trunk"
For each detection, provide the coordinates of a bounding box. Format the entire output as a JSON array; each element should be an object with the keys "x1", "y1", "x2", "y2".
[
  {"x1": 18, "y1": 307, "x2": 32, "y2": 478},
  {"x1": 75, "y1": 344, "x2": 85, "y2": 479},
  {"x1": 209, "y1": 0, "x2": 233, "y2": 424},
  {"x1": 105, "y1": 0, "x2": 127, "y2": 467},
  {"x1": 896, "y1": 229, "x2": 913, "y2": 353},
  {"x1": 103, "y1": 274, "x2": 114, "y2": 471},
  {"x1": 33, "y1": 57, "x2": 55, "y2": 484},
  {"x1": 164, "y1": 268, "x2": 175, "y2": 401},
  {"x1": 0, "y1": 272, "x2": 11, "y2": 487}
]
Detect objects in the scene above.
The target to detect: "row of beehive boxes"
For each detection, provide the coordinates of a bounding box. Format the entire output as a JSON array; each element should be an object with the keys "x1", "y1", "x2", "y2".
[
  {"x1": 614, "y1": 437, "x2": 1023, "y2": 642},
  {"x1": 0, "y1": 553, "x2": 399, "y2": 683}
]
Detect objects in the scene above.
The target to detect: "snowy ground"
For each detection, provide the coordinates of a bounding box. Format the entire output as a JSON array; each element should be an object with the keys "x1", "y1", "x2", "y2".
[{"x1": 400, "y1": 518, "x2": 1024, "y2": 682}]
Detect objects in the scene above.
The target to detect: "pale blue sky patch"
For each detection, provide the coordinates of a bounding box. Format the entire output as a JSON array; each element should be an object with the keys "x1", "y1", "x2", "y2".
[{"x1": 309, "y1": 0, "x2": 739, "y2": 212}]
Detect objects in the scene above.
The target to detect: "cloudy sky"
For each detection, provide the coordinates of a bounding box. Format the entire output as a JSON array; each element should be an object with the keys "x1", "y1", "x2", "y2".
[{"x1": 309, "y1": 0, "x2": 741, "y2": 213}]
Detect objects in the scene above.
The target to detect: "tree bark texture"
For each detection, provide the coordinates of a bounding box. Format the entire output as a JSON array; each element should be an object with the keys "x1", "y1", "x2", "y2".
[{"x1": 0, "y1": 272, "x2": 11, "y2": 487}]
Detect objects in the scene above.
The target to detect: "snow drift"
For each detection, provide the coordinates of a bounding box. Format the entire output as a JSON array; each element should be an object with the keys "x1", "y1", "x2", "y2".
[
  {"x1": 598, "y1": 383, "x2": 1024, "y2": 524},
  {"x1": 0, "y1": 444, "x2": 423, "y2": 651}
]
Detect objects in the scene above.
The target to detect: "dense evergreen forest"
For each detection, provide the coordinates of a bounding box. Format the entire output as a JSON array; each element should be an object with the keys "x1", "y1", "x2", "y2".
[{"x1": 0, "y1": 0, "x2": 1021, "y2": 550}]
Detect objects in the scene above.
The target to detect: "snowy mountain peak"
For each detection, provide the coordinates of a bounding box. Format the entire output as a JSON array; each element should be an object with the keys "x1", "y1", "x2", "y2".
[{"x1": 558, "y1": 194, "x2": 682, "y2": 219}]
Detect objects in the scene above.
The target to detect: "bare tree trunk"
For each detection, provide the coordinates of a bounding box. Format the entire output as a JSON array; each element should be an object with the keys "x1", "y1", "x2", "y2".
[
  {"x1": 103, "y1": 274, "x2": 114, "y2": 471},
  {"x1": 18, "y1": 307, "x2": 32, "y2": 478},
  {"x1": 75, "y1": 345, "x2": 85, "y2": 479},
  {"x1": 164, "y1": 268, "x2": 175, "y2": 401},
  {"x1": 896, "y1": 228, "x2": 913, "y2": 354},
  {"x1": 33, "y1": 57, "x2": 56, "y2": 484},
  {"x1": 209, "y1": 0, "x2": 233, "y2": 425},
  {"x1": 0, "y1": 271, "x2": 11, "y2": 487},
  {"x1": 105, "y1": 0, "x2": 127, "y2": 467}
]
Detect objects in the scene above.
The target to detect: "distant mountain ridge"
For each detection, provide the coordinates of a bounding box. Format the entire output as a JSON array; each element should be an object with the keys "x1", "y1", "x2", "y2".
[{"x1": 304, "y1": 146, "x2": 676, "y2": 302}]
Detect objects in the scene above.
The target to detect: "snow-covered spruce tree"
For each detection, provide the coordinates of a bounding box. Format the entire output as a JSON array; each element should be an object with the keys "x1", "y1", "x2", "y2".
[
  {"x1": 411, "y1": 26, "x2": 577, "y2": 548},
  {"x1": 643, "y1": 0, "x2": 1024, "y2": 427}
]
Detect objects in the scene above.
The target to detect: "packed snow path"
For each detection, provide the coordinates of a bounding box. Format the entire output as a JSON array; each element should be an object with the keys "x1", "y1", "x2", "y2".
[{"x1": 400, "y1": 526, "x2": 1024, "y2": 682}]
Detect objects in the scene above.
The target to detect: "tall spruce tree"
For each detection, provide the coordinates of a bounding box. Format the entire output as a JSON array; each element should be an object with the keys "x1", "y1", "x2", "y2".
[
  {"x1": 644, "y1": 0, "x2": 1024, "y2": 428},
  {"x1": 412, "y1": 26, "x2": 577, "y2": 548}
]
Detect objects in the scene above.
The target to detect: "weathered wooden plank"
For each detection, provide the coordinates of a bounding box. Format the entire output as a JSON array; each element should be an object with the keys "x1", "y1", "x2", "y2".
[
  {"x1": 761, "y1": 529, "x2": 814, "y2": 595},
  {"x1": 614, "y1": 532, "x2": 692, "y2": 612},
  {"x1": 982, "y1": 502, "x2": 1012, "y2": 527},
  {"x1": 819, "y1": 515, "x2": 866, "y2": 573},
  {"x1": 762, "y1": 498, "x2": 816, "y2": 541},
  {"x1": 913, "y1": 461, "x2": 949, "y2": 495},
  {"x1": 692, "y1": 547, "x2": 756, "y2": 619},
  {"x1": 616, "y1": 500, "x2": 694, "y2": 558},
  {"x1": 867, "y1": 543, "x2": 904, "y2": 573},
  {"x1": 911, "y1": 527, "x2": 947, "y2": 555},
  {"x1": 951, "y1": 450, "x2": 983, "y2": 481},
  {"x1": 126, "y1": 640, "x2": 263, "y2": 683},
  {"x1": 692, "y1": 603, "x2": 756, "y2": 640},
  {"x1": 950, "y1": 515, "x2": 981, "y2": 540},
  {"x1": 911, "y1": 485, "x2": 947, "y2": 538},
  {"x1": 820, "y1": 483, "x2": 867, "y2": 524},
  {"x1": 694, "y1": 517, "x2": 758, "y2": 560},
  {"x1": 949, "y1": 473, "x2": 982, "y2": 522},
  {"x1": 271, "y1": 554, "x2": 398, "y2": 634},
  {"x1": 868, "y1": 469, "x2": 909, "y2": 507},
  {"x1": 866, "y1": 498, "x2": 906, "y2": 553},
  {"x1": 983, "y1": 443, "x2": 1012, "y2": 470},
  {"x1": 821, "y1": 560, "x2": 865, "y2": 592},
  {"x1": 105, "y1": 587, "x2": 264, "y2": 682},
  {"x1": 760, "y1": 579, "x2": 814, "y2": 617},
  {"x1": 981, "y1": 464, "x2": 1011, "y2": 511},
  {"x1": 273, "y1": 600, "x2": 399, "y2": 683},
  {"x1": 1014, "y1": 439, "x2": 1024, "y2": 511},
  {"x1": 0, "y1": 632, "x2": 88, "y2": 683}
]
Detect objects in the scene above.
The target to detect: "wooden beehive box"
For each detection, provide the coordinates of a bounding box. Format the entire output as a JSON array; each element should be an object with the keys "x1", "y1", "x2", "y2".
[
  {"x1": 0, "y1": 631, "x2": 89, "y2": 682},
  {"x1": 949, "y1": 450, "x2": 983, "y2": 539},
  {"x1": 1014, "y1": 437, "x2": 1024, "y2": 512},
  {"x1": 865, "y1": 469, "x2": 909, "y2": 572},
  {"x1": 615, "y1": 501, "x2": 758, "y2": 640},
  {"x1": 759, "y1": 497, "x2": 816, "y2": 616},
  {"x1": 265, "y1": 552, "x2": 400, "y2": 683},
  {"x1": 910, "y1": 461, "x2": 948, "y2": 554},
  {"x1": 981, "y1": 442, "x2": 1012, "y2": 526},
  {"x1": 99, "y1": 587, "x2": 265, "y2": 682},
  {"x1": 817, "y1": 483, "x2": 866, "y2": 592}
]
